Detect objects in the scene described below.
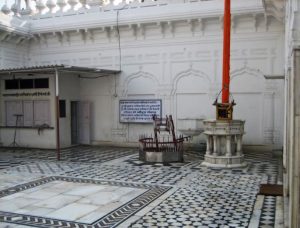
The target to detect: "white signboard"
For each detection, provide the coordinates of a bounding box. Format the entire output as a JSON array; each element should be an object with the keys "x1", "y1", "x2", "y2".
[{"x1": 119, "y1": 99, "x2": 162, "y2": 123}]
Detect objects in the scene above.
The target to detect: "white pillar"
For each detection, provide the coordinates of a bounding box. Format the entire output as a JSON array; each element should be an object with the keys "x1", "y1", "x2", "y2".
[
  {"x1": 206, "y1": 135, "x2": 212, "y2": 155},
  {"x1": 236, "y1": 135, "x2": 242, "y2": 156},
  {"x1": 226, "y1": 135, "x2": 232, "y2": 156},
  {"x1": 213, "y1": 135, "x2": 218, "y2": 156}
]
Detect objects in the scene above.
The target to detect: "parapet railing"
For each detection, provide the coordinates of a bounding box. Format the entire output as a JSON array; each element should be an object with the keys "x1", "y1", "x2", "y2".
[{"x1": 1, "y1": 0, "x2": 210, "y2": 18}]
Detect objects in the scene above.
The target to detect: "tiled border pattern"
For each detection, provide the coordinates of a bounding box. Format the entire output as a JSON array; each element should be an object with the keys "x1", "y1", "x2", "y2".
[
  {"x1": 0, "y1": 176, "x2": 170, "y2": 228},
  {"x1": 1, "y1": 162, "x2": 83, "y2": 175},
  {"x1": 258, "y1": 196, "x2": 277, "y2": 227}
]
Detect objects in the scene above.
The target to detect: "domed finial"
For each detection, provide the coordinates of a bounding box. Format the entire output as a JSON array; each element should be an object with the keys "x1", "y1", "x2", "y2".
[
  {"x1": 1, "y1": 4, "x2": 11, "y2": 15},
  {"x1": 57, "y1": 0, "x2": 67, "y2": 11},
  {"x1": 11, "y1": 3, "x2": 19, "y2": 15},
  {"x1": 79, "y1": 0, "x2": 89, "y2": 9},
  {"x1": 36, "y1": 0, "x2": 46, "y2": 13},
  {"x1": 68, "y1": 0, "x2": 79, "y2": 9},
  {"x1": 46, "y1": 0, "x2": 57, "y2": 13}
]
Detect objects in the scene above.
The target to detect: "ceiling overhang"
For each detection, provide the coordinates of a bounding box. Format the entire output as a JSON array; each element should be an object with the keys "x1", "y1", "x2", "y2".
[{"x1": 0, "y1": 64, "x2": 121, "y2": 76}]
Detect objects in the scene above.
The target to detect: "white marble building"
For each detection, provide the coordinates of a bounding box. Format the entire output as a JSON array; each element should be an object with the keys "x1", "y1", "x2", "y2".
[
  {"x1": 0, "y1": 0, "x2": 299, "y2": 226},
  {"x1": 0, "y1": 0, "x2": 285, "y2": 148}
]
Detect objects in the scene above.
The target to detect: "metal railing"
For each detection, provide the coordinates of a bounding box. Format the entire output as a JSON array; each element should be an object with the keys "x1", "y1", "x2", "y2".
[{"x1": 139, "y1": 134, "x2": 189, "y2": 152}]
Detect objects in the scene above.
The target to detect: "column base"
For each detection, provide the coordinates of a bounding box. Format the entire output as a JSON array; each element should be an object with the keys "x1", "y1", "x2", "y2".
[
  {"x1": 139, "y1": 150, "x2": 184, "y2": 163},
  {"x1": 202, "y1": 154, "x2": 248, "y2": 168}
]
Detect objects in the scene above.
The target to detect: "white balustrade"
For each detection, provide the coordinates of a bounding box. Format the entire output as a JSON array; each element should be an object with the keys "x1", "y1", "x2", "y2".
[
  {"x1": 0, "y1": 0, "x2": 209, "y2": 17},
  {"x1": 36, "y1": 0, "x2": 46, "y2": 14},
  {"x1": 79, "y1": 0, "x2": 88, "y2": 8},
  {"x1": 57, "y1": 0, "x2": 68, "y2": 11},
  {"x1": 46, "y1": 0, "x2": 57, "y2": 13},
  {"x1": 11, "y1": 2, "x2": 19, "y2": 15},
  {"x1": 68, "y1": 0, "x2": 79, "y2": 10},
  {"x1": 1, "y1": 4, "x2": 11, "y2": 15}
]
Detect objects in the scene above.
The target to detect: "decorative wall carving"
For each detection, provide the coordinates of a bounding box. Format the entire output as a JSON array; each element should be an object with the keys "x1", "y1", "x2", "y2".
[
  {"x1": 122, "y1": 70, "x2": 159, "y2": 97},
  {"x1": 171, "y1": 66, "x2": 211, "y2": 95}
]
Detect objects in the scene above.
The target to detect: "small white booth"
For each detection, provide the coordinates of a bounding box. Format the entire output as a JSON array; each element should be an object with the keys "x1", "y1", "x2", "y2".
[{"x1": 0, "y1": 65, "x2": 119, "y2": 157}]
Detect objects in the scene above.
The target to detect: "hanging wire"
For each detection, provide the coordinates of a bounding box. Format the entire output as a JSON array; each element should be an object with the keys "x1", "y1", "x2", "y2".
[
  {"x1": 114, "y1": 3, "x2": 129, "y2": 97},
  {"x1": 215, "y1": 87, "x2": 223, "y2": 101},
  {"x1": 214, "y1": 77, "x2": 235, "y2": 103},
  {"x1": 116, "y1": 10, "x2": 122, "y2": 71},
  {"x1": 116, "y1": 3, "x2": 129, "y2": 71}
]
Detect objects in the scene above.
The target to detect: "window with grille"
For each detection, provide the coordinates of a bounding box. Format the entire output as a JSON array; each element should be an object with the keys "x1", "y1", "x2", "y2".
[
  {"x1": 5, "y1": 78, "x2": 49, "y2": 90},
  {"x1": 5, "y1": 100, "x2": 50, "y2": 127},
  {"x1": 59, "y1": 100, "x2": 66, "y2": 118}
]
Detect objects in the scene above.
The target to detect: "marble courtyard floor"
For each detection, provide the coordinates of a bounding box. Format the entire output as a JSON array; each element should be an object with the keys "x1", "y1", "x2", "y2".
[{"x1": 0, "y1": 145, "x2": 283, "y2": 228}]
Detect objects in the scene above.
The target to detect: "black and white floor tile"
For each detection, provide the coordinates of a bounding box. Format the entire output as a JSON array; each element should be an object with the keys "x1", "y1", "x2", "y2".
[
  {"x1": 1, "y1": 162, "x2": 87, "y2": 176},
  {"x1": 0, "y1": 146, "x2": 283, "y2": 228},
  {"x1": 259, "y1": 196, "x2": 277, "y2": 227},
  {"x1": 186, "y1": 172, "x2": 265, "y2": 192},
  {"x1": 131, "y1": 187, "x2": 256, "y2": 228},
  {"x1": 62, "y1": 164, "x2": 191, "y2": 186},
  {"x1": 0, "y1": 146, "x2": 137, "y2": 164},
  {"x1": 123, "y1": 150, "x2": 205, "y2": 169},
  {"x1": 0, "y1": 159, "x2": 28, "y2": 170},
  {"x1": 124, "y1": 155, "x2": 191, "y2": 168}
]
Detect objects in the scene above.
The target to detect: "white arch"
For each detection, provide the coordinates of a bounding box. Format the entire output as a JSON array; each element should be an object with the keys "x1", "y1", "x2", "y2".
[
  {"x1": 171, "y1": 67, "x2": 210, "y2": 95},
  {"x1": 122, "y1": 70, "x2": 159, "y2": 96},
  {"x1": 230, "y1": 66, "x2": 266, "y2": 93},
  {"x1": 230, "y1": 66, "x2": 265, "y2": 80}
]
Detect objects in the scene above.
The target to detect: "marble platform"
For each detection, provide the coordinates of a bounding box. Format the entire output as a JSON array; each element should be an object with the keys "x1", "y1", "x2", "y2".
[{"x1": 0, "y1": 180, "x2": 146, "y2": 223}]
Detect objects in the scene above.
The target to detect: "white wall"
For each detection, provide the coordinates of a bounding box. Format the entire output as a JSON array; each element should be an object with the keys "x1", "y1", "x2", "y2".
[
  {"x1": 0, "y1": 41, "x2": 28, "y2": 69},
  {"x1": 0, "y1": 40, "x2": 29, "y2": 145},
  {"x1": 28, "y1": 14, "x2": 285, "y2": 146},
  {"x1": 0, "y1": 0, "x2": 286, "y2": 147},
  {"x1": 80, "y1": 76, "x2": 113, "y2": 143}
]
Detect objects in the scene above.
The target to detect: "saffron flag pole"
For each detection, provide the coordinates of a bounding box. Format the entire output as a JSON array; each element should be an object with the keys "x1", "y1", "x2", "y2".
[
  {"x1": 222, "y1": 0, "x2": 231, "y2": 104},
  {"x1": 215, "y1": 0, "x2": 234, "y2": 120},
  {"x1": 203, "y1": 0, "x2": 246, "y2": 168}
]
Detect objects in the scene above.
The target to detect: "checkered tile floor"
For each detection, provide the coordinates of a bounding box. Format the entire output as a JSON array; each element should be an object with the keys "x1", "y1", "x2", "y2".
[
  {"x1": 0, "y1": 159, "x2": 28, "y2": 170},
  {"x1": 259, "y1": 196, "x2": 277, "y2": 227},
  {"x1": 0, "y1": 146, "x2": 136, "y2": 163},
  {"x1": 63, "y1": 164, "x2": 191, "y2": 185},
  {"x1": 0, "y1": 145, "x2": 283, "y2": 227},
  {"x1": 132, "y1": 188, "x2": 256, "y2": 227}
]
